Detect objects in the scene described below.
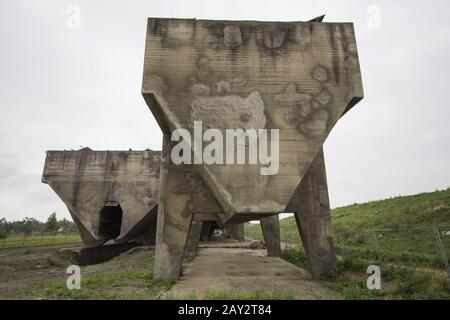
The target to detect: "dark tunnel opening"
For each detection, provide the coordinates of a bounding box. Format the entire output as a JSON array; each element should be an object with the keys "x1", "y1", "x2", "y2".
[{"x1": 98, "y1": 202, "x2": 123, "y2": 240}]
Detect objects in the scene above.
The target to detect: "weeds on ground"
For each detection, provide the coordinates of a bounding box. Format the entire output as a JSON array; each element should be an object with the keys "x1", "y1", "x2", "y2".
[
  {"x1": 282, "y1": 248, "x2": 450, "y2": 300},
  {"x1": 25, "y1": 255, "x2": 172, "y2": 300},
  {"x1": 26, "y1": 270, "x2": 172, "y2": 300}
]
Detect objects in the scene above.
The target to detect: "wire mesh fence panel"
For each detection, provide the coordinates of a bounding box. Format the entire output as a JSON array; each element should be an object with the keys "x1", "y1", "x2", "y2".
[
  {"x1": 279, "y1": 228, "x2": 301, "y2": 243},
  {"x1": 280, "y1": 239, "x2": 302, "y2": 250},
  {"x1": 335, "y1": 231, "x2": 380, "y2": 265},
  {"x1": 375, "y1": 227, "x2": 444, "y2": 272},
  {"x1": 433, "y1": 225, "x2": 450, "y2": 279},
  {"x1": 438, "y1": 225, "x2": 450, "y2": 261}
]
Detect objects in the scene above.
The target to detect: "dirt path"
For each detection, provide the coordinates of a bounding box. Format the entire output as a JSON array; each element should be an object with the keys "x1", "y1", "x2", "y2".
[{"x1": 167, "y1": 246, "x2": 341, "y2": 300}]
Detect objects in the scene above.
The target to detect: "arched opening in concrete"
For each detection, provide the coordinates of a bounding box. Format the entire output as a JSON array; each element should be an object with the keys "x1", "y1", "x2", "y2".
[{"x1": 98, "y1": 201, "x2": 123, "y2": 240}]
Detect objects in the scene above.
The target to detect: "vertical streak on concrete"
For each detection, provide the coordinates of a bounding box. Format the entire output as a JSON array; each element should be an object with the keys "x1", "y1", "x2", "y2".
[
  {"x1": 185, "y1": 220, "x2": 203, "y2": 258},
  {"x1": 154, "y1": 135, "x2": 194, "y2": 281},
  {"x1": 260, "y1": 215, "x2": 282, "y2": 257},
  {"x1": 292, "y1": 147, "x2": 336, "y2": 279}
]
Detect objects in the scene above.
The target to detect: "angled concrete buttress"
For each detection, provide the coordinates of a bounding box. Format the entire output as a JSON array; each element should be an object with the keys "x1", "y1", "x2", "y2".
[
  {"x1": 287, "y1": 148, "x2": 336, "y2": 278},
  {"x1": 42, "y1": 148, "x2": 161, "y2": 247},
  {"x1": 142, "y1": 17, "x2": 363, "y2": 281}
]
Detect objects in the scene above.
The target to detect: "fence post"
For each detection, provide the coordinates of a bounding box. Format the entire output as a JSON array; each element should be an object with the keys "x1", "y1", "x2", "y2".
[
  {"x1": 2, "y1": 236, "x2": 6, "y2": 249},
  {"x1": 373, "y1": 231, "x2": 384, "y2": 271},
  {"x1": 22, "y1": 233, "x2": 26, "y2": 246},
  {"x1": 432, "y1": 225, "x2": 450, "y2": 280}
]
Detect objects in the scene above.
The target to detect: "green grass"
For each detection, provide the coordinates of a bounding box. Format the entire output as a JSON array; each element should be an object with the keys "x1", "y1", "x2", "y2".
[
  {"x1": 246, "y1": 188, "x2": 450, "y2": 299},
  {"x1": 0, "y1": 234, "x2": 82, "y2": 249},
  {"x1": 27, "y1": 271, "x2": 172, "y2": 300},
  {"x1": 25, "y1": 256, "x2": 172, "y2": 300},
  {"x1": 332, "y1": 189, "x2": 450, "y2": 232},
  {"x1": 281, "y1": 248, "x2": 309, "y2": 268},
  {"x1": 247, "y1": 188, "x2": 450, "y2": 264},
  {"x1": 282, "y1": 248, "x2": 450, "y2": 300}
]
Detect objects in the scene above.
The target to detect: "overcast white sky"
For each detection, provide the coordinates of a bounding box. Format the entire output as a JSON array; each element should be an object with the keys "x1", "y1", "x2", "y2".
[{"x1": 1, "y1": 0, "x2": 450, "y2": 221}]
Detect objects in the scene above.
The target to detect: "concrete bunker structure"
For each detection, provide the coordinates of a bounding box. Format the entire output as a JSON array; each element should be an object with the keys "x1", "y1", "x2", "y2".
[
  {"x1": 42, "y1": 15, "x2": 363, "y2": 282},
  {"x1": 42, "y1": 148, "x2": 161, "y2": 247},
  {"x1": 42, "y1": 148, "x2": 280, "y2": 259},
  {"x1": 142, "y1": 17, "x2": 363, "y2": 281}
]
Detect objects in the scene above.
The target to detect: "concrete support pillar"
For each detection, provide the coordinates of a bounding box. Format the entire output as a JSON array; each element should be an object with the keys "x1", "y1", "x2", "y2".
[
  {"x1": 154, "y1": 135, "x2": 194, "y2": 282},
  {"x1": 290, "y1": 147, "x2": 336, "y2": 280},
  {"x1": 230, "y1": 224, "x2": 245, "y2": 242},
  {"x1": 184, "y1": 220, "x2": 203, "y2": 258},
  {"x1": 260, "y1": 215, "x2": 281, "y2": 257},
  {"x1": 135, "y1": 216, "x2": 157, "y2": 245},
  {"x1": 200, "y1": 221, "x2": 214, "y2": 242}
]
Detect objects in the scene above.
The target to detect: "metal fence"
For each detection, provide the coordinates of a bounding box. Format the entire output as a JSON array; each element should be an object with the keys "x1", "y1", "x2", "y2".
[
  {"x1": 280, "y1": 224, "x2": 450, "y2": 280},
  {"x1": 0, "y1": 232, "x2": 82, "y2": 250}
]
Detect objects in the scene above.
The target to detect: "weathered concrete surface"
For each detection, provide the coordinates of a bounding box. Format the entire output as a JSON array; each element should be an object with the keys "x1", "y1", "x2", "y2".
[
  {"x1": 42, "y1": 148, "x2": 160, "y2": 247},
  {"x1": 153, "y1": 135, "x2": 194, "y2": 281},
  {"x1": 260, "y1": 215, "x2": 282, "y2": 256},
  {"x1": 42, "y1": 17, "x2": 363, "y2": 284},
  {"x1": 184, "y1": 220, "x2": 203, "y2": 258},
  {"x1": 186, "y1": 219, "x2": 247, "y2": 257},
  {"x1": 144, "y1": 17, "x2": 363, "y2": 281},
  {"x1": 287, "y1": 148, "x2": 336, "y2": 279},
  {"x1": 153, "y1": 136, "x2": 250, "y2": 280},
  {"x1": 142, "y1": 18, "x2": 364, "y2": 223},
  {"x1": 42, "y1": 146, "x2": 252, "y2": 276},
  {"x1": 226, "y1": 224, "x2": 245, "y2": 242},
  {"x1": 167, "y1": 247, "x2": 340, "y2": 299},
  {"x1": 199, "y1": 241, "x2": 254, "y2": 249}
]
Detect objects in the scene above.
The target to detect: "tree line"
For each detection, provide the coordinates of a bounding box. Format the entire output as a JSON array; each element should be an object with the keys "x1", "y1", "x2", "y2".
[{"x1": 0, "y1": 213, "x2": 77, "y2": 238}]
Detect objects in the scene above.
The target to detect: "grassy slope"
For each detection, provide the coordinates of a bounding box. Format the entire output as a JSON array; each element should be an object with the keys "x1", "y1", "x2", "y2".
[
  {"x1": 246, "y1": 188, "x2": 450, "y2": 299},
  {"x1": 332, "y1": 188, "x2": 450, "y2": 231},
  {"x1": 247, "y1": 188, "x2": 450, "y2": 253},
  {"x1": 249, "y1": 187, "x2": 450, "y2": 236}
]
